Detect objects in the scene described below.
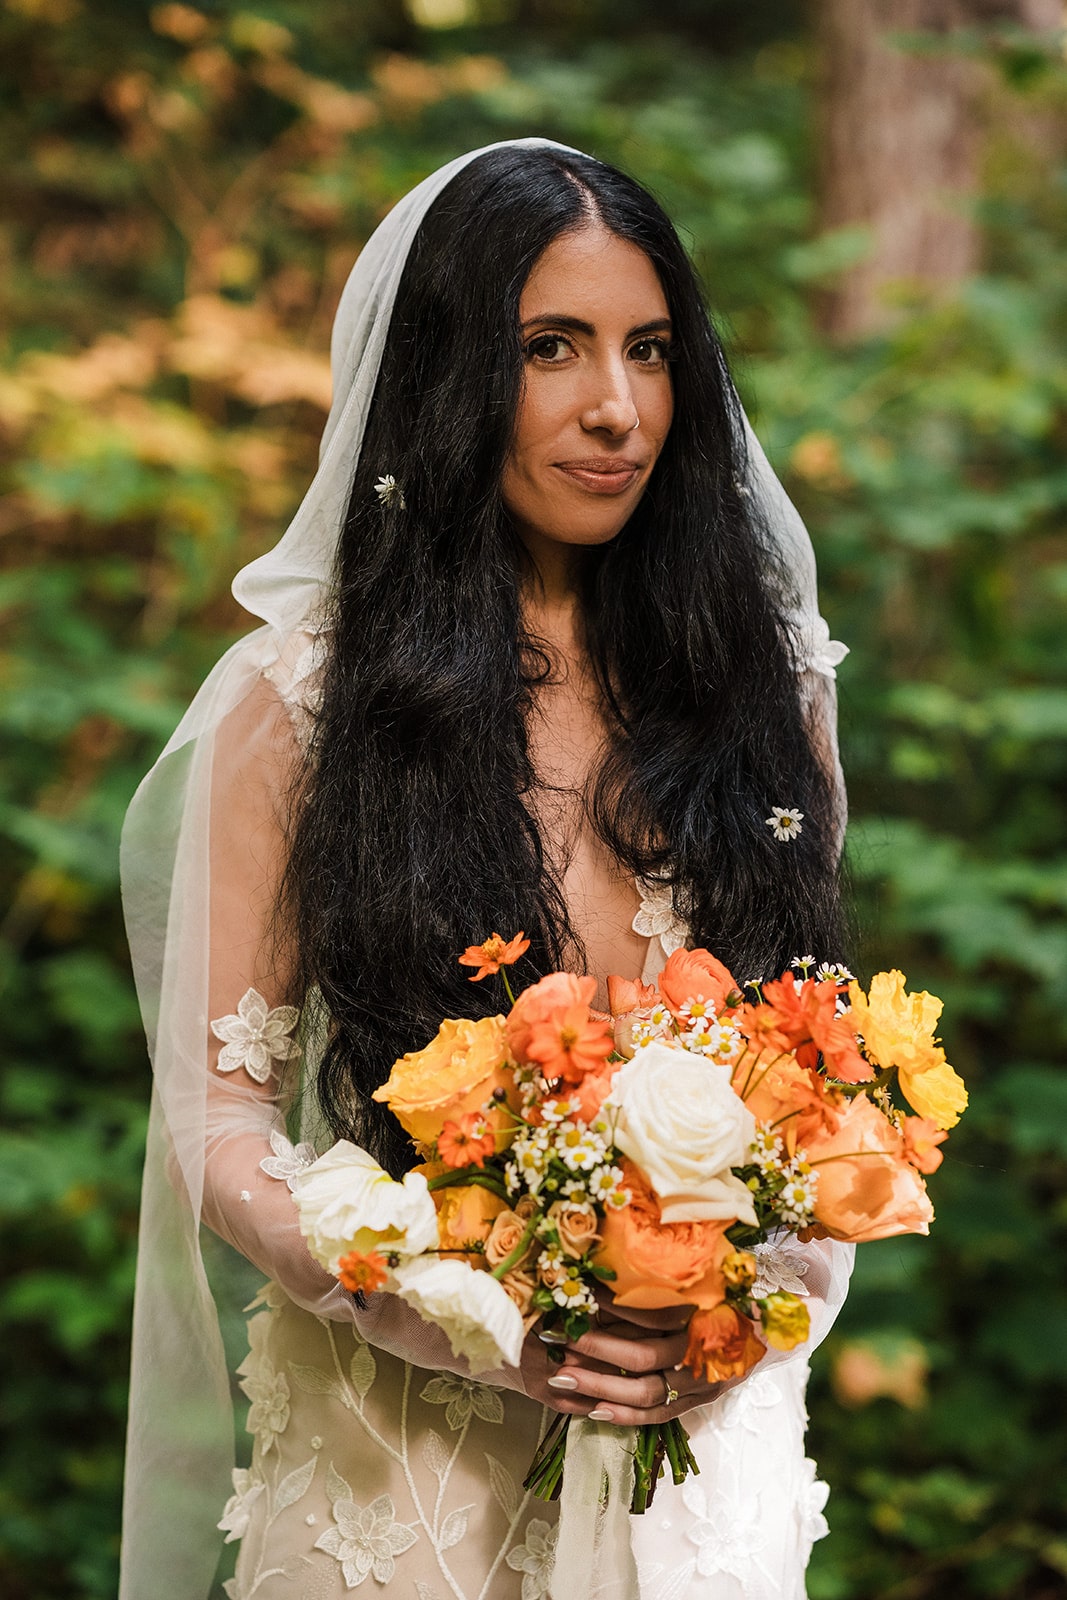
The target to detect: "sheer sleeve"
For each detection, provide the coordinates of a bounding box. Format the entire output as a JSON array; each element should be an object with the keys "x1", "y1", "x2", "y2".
[{"x1": 198, "y1": 643, "x2": 530, "y2": 1387}]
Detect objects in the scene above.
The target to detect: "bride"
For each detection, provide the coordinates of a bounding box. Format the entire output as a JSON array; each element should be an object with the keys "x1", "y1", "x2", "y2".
[{"x1": 119, "y1": 138, "x2": 853, "y2": 1600}]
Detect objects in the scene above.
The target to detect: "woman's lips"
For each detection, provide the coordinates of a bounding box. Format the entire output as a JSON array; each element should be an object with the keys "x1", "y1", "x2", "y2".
[{"x1": 555, "y1": 460, "x2": 643, "y2": 495}]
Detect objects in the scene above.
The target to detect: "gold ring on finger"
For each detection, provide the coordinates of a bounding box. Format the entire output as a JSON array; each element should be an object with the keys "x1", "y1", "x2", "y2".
[{"x1": 662, "y1": 1374, "x2": 679, "y2": 1406}]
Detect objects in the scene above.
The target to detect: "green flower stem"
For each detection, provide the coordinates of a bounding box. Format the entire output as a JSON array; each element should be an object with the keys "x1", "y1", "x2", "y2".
[
  {"x1": 426, "y1": 1166, "x2": 509, "y2": 1198},
  {"x1": 490, "y1": 1213, "x2": 539, "y2": 1280},
  {"x1": 501, "y1": 968, "x2": 517, "y2": 1007}
]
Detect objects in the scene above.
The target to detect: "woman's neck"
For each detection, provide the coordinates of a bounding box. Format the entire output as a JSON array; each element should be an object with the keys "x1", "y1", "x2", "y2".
[{"x1": 518, "y1": 527, "x2": 586, "y2": 656}]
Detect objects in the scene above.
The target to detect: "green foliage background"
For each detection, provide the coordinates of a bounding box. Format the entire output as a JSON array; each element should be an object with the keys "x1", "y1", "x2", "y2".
[{"x1": 1, "y1": 1, "x2": 1065, "y2": 1595}]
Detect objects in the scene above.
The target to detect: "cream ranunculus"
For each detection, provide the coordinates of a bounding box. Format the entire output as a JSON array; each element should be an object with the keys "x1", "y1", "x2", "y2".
[
  {"x1": 291, "y1": 1140, "x2": 438, "y2": 1273},
  {"x1": 606, "y1": 1042, "x2": 758, "y2": 1225},
  {"x1": 391, "y1": 1256, "x2": 525, "y2": 1372}
]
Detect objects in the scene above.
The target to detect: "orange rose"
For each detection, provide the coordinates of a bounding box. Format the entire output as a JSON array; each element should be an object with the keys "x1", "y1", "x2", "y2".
[
  {"x1": 435, "y1": 1182, "x2": 508, "y2": 1262},
  {"x1": 484, "y1": 1208, "x2": 537, "y2": 1270},
  {"x1": 594, "y1": 1160, "x2": 731, "y2": 1310},
  {"x1": 372, "y1": 1015, "x2": 517, "y2": 1144},
  {"x1": 735, "y1": 1050, "x2": 842, "y2": 1155},
  {"x1": 659, "y1": 947, "x2": 740, "y2": 1017},
  {"x1": 506, "y1": 972, "x2": 597, "y2": 1063},
  {"x1": 806, "y1": 1093, "x2": 935, "y2": 1243},
  {"x1": 684, "y1": 1302, "x2": 766, "y2": 1383},
  {"x1": 499, "y1": 1267, "x2": 540, "y2": 1328},
  {"x1": 546, "y1": 1200, "x2": 599, "y2": 1259}
]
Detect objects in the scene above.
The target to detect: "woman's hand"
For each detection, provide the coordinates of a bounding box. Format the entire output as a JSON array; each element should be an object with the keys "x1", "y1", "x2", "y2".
[{"x1": 520, "y1": 1296, "x2": 727, "y2": 1425}]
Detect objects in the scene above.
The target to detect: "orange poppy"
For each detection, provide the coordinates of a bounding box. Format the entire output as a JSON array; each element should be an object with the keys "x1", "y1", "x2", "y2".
[
  {"x1": 336, "y1": 1249, "x2": 389, "y2": 1296},
  {"x1": 458, "y1": 931, "x2": 531, "y2": 982},
  {"x1": 437, "y1": 1112, "x2": 496, "y2": 1169},
  {"x1": 526, "y1": 1003, "x2": 614, "y2": 1085}
]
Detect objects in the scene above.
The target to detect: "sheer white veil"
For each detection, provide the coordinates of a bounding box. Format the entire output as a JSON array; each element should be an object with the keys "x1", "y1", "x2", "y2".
[{"x1": 118, "y1": 135, "x2": 847, "y2": 1600}]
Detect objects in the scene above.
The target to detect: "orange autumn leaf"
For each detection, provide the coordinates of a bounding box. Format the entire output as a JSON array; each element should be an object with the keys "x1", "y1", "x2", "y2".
[{"x1": 458, "y1": 931, "x2": 530, "y2": 982}]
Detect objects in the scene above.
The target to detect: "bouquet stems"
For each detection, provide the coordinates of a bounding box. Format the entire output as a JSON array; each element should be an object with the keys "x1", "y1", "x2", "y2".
[{"x1": 523, "y1": 1415, "x2": 699, "y2": 1514}]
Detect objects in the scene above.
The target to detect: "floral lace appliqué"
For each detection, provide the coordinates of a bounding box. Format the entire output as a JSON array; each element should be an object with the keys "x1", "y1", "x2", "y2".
[
  {"x1": 420, "y1": 1373, "x2": 505, "y2": 1431},
  {"x1": 211, "y1": 988, "x2": 301, "y2": 1083},
  {"x1": 752, "y1": 1237, "x2": 811, "y2": 1299},
  {"x1": 217, "y1": 1468, "x2": 265, "y2": 1544},
  {"x1": 259, "y1": 1127, "x2": 318, "y2": 1189},
  {"x1": 632, "y1": 874, "x2": 689, "y2": 955},
  {"x1": 505, "y1": 1517, "x2": 557, "y2": 1600},
  {"x1": 315, "y1": 1466, "x2": 418, "y2": 1587}
]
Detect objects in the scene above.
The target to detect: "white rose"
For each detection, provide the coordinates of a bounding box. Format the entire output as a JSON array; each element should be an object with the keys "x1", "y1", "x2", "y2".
[
  {"x1": 291, "y1": 1140, "x2": 438, "y2": 1272},
  {"x1": 606, "y1": 1042, "x2": 758, "y2": 1225},
  {"x1": 391, "y1": 1256, "x2": 525, "y2": 1373}
]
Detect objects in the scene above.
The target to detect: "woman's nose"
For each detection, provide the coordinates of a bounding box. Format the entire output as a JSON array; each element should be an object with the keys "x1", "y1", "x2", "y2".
[{"x1": 580, "y1": 360, "x2": 639, "y2": 436}]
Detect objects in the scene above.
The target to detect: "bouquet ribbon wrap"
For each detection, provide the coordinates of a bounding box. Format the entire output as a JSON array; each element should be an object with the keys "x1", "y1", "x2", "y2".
[{"x1": 549, "y1": 1420, "x2": 640, "y2": 1600}]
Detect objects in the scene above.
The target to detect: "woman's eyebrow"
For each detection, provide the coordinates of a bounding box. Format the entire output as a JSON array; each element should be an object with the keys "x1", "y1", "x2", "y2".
[{"x1": 521, "y1": 314, "x2": 673, "y2": 338}]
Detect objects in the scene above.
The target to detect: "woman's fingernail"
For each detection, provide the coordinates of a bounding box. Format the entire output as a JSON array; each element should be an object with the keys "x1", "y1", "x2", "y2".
[
  {"x1": 587, "y1": 1407, "x2": 615, "y2": 1422},
  {"x1": 547, "y1": 1374, "x2": 579, "y2": 1391},
  {"x1": 537, "y1": 1330, "x2": 568, "y2": 1345}
]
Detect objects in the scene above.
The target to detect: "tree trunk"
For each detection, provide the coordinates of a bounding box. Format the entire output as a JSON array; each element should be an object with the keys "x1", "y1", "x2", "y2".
[{"x1": 813, "y1": 0, "x2": 1062, "y2": 341}]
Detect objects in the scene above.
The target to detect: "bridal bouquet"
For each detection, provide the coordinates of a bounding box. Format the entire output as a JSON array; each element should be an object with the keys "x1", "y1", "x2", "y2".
[{"x1": 290, "y1": 934, "x2": 967, "y2": 1511}]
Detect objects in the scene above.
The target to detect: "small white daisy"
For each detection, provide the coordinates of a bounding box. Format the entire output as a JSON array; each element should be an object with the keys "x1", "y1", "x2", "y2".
[
  {"x1": 374, "y1": 473, "x2": 406, "y2": 509},
  {"x1": 766, "y1": 806, "x2": 804, "y2": 842}
]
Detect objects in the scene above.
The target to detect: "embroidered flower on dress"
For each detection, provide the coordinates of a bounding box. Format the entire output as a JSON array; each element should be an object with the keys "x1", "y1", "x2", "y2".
[
  {"x1": 217, "y1": 1467, "x2": 265, "y2": 1544},
  {"x1": 765, "y1": 806, "x2": 804, "y2": 842},
  {"x1": 314, "y1": 1470, "x2": 417, "y2": 1588},
  {"x1": 797, "y1": 1456, "x2": 831, "y2": 1544},
  {"x1": 681, "y1": 1479, "x2": 770, "y2": 1585},
  {"x1": 420, "y1": 1373, "x2": 505, "y2": 1431},
  {"x1": 243, "y1": 1367, "x2": 290, "y2": 1454},
  {"x1": 505, "y1": 1518, "x2": 558, "y2": 1600},
  {"x1": 211, "y1": 988, "x2": 301, "y2": 1084},
  {"x1": 259, "y1": 1127, "x2": 318, "y2": 1189},
  {"x1": 632, "y1": 873, "x2": 689, "y2": 955},
  {"x1": 374, "y1": 474, "x2": 406, "y2": 510}
]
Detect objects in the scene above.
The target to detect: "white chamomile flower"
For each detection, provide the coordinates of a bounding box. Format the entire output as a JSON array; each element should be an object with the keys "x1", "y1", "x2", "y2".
[
  {"x1": 751, "y1": 1125, "x2": 784, "y2": 1173},
  {"x1": 552, "y1": 1276, "x2": 596, "y2": 1312},
  {"x1": 561, "y1": 1177, "x2": 589, "y2": 1201},
  {"x1": 766, "y1": 806, "x2": 804, "y2": 842},
  {"x1": 374, "y1": 473, "x2": 406, "y2": 509},
  {"x1": 790, "y1": 955, "x2": 816, "y2": 973},
  {"x1": 678, "y1": 995, "x2": 716, "y2": 1025},
  {"x1": 554, "y1": 1123, "x2": 607, "y2": 1173},
  {"x1": 779, "y1": 1162, "x2": 819, "y2": 1226}
]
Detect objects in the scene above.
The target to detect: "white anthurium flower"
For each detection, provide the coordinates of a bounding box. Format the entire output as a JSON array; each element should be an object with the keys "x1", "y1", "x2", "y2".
[
  {"x1": 211, "y1": 988, "x2": 301, "y2": 1084},
  {"x1": 391, "y1": 1256, "x2": 525, "y2": 1373},
  {"x1": 291, "y1": 1141, "x2": 438, "y2": 1274},
  {"x1": 259, "y1": 1127, "x2": 318, "y2": 1191},
  {"x1": 605, "y1": 1041, "x2": 758, "y2": 1226}
]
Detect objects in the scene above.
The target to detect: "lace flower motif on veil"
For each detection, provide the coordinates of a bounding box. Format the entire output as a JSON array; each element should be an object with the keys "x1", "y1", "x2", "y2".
[
  {"x1": 632, "y1": 873, "x2": 689, "y2": 954},
  {"x1": 211, "y1": 987, "x2": 301, "y2": 1083}
]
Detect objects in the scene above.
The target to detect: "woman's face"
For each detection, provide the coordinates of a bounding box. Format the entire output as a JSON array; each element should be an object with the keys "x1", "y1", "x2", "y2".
[{"x1": 501, "y1": 222, "x2": 674, "y2": 560}]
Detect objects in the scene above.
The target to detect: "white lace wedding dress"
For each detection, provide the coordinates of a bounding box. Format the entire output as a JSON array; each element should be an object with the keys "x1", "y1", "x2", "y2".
[{"x1": 201, "y1": 631, "x2": 852, "y2": 1600}]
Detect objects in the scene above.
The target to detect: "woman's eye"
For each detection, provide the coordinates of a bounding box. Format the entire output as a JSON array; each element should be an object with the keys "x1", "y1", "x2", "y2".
[
  {"x1": 628, "y1": 337, "x2": 674, "y2": 366},
  {"x1": 525, "y1": 334, "x2": 573, "y2": 363}
]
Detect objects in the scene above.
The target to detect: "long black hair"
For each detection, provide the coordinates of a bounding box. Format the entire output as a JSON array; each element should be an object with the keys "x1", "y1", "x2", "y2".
[{"x1": 282, "y1": 146, "x2": 845, "y2": 1175}]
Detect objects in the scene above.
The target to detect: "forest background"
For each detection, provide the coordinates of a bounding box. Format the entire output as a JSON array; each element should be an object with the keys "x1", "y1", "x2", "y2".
[{"x1": 1, "y1": 0, "x2": 1066, "y2": 1596}]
